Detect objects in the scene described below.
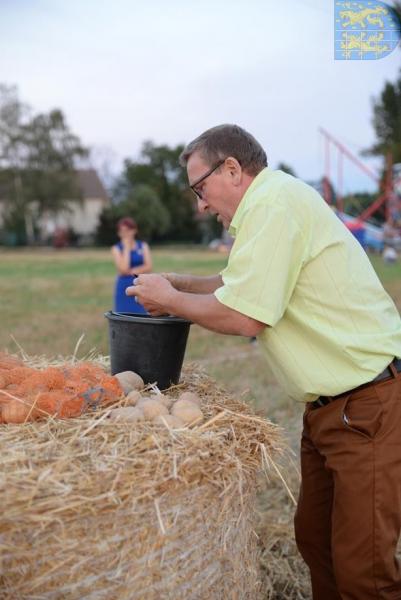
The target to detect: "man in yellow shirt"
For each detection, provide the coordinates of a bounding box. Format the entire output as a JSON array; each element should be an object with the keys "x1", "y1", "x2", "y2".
[{"x1": 127, "y1": 124, "x2": 401, "y2": 599}]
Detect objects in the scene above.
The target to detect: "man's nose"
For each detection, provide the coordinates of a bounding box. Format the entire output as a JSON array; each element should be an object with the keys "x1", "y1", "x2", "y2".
[{"x1": 197, "y1": 198, "x2": 208, "y2": 213}]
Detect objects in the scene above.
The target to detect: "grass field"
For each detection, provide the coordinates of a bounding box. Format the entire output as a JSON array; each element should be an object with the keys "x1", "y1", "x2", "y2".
[{"x1": 1, "y1": 246, "x2": 400, "y2": 597}]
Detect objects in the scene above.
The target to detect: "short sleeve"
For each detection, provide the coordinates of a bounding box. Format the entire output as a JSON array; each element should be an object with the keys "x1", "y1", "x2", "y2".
[{"x1": 214, "y1": 201, "x2": 308, "y2": 326}]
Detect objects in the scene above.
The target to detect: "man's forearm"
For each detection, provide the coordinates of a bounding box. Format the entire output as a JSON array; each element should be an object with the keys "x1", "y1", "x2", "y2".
[
  {"x1": 165, "y1": 290, "x2": 264, "y2": 336},
  {"x1": 172, "y1": 274, "x2": 223, "y2": 294},
  {"x1": 126, "y1": 273, "x2": 266, "y2": 336}
]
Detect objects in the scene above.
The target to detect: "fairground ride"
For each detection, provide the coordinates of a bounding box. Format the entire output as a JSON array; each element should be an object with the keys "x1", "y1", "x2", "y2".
[{"x1": 319, "y1": 127, "x2": 401, "y2": 227}]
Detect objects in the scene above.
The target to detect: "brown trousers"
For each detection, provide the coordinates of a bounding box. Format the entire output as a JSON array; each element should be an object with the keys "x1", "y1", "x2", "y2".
[{"x1": 294, "y1": 368, "x2": 401, "y2": 600}]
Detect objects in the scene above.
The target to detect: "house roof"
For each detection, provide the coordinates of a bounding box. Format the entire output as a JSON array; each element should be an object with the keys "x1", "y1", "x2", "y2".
[
  {"x1": 0, "y1": 168, "x2": 109, "y2": 203},
  {"x1": 76, "y1": 169, "x2": 109, "y2": 202}
]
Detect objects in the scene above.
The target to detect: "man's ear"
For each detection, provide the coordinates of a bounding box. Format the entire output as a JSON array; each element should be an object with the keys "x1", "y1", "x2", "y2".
[{"x1": 224, "y1": 156, "x2": 242, "y2": 185}]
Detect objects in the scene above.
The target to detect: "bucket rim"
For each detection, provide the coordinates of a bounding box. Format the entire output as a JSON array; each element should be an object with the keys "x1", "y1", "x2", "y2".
[{"x1": 104, "y1": 310, "x2": 192, "y2": 326}]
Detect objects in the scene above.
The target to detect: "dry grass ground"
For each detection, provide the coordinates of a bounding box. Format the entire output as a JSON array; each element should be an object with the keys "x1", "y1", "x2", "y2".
[{"x1": 1, "y1": 246, "x2": 400, "y2": 598}]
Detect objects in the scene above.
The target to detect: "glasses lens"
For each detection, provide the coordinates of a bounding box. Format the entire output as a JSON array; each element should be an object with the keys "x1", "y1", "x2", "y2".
[{"x1": 189, "y1": 159, "x2": 225, "y2": 200}]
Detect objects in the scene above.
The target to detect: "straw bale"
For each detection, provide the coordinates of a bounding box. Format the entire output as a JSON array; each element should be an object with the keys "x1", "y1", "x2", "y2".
[
  {"x1": 257, "y1": 469, "x2": 311, "y2": 599},
  {"x1": 0, "y1": 357, "x2": 286, "y2": 600}
]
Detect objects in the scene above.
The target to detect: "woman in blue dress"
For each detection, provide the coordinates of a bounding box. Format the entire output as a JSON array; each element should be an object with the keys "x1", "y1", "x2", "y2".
[{"x1": 111, "y1": 217, "x2": 152, "y2": 314}]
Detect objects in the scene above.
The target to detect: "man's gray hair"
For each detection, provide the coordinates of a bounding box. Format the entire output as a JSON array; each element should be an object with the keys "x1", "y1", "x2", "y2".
[{"x1": 179, "y1": 124, "x2": 268, "y2": 176}]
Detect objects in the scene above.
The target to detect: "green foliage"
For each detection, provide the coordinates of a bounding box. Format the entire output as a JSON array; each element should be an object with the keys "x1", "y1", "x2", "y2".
[
  {"x1": 21, "y1": 109, "x2": 87, "y2": 212},
  {"x1": 123, "y1": 184, "x2": 171, "y2": 238},
  {"x1": 96, "y1": 184, "x2": 170, "y2": 245},
  {"x1": 112, "y1": 141, "x2": 203, "y2": 242},
  {"x1": 364, "y1": 69, "x2": 401, "y2": 163},
  {"x1": 0, "y1": 85, "x2": 88, "y2": 244},
  {"x1": 0, "y1": 204, "x2": 27, "y2": 246},
  {"x1": 276, "y1": 162, "x2": 297, "y2": 176},
  {"x1": 343, "y1": 192, "x2": 381, "y2": 222}
]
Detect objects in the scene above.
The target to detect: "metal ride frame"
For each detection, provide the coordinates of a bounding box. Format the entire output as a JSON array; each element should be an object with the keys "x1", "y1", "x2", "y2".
[{"x1": 319, "y1": 127, "x2": 396, "y2": 226}]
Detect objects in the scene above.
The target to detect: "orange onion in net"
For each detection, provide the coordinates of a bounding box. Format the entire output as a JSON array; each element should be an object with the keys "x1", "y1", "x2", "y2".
[
  {"x1": 99, "y1": 375, "x2": 123, "y2": 403},
  {"x1": 65, "y1": 378, "x2": 91, "y2": 396},
  {"x1": 1, "y1": 367, "x2": 36, "y2": 386},
  {"x1": 0, "y1": 353, "x2": 23, "y2": 370},
  {"x1": 69, "y1": 363, "x2": 105, "y2": 384},
  {"x1": 0, "y1": 359, "x2": 121, "y2": 423},
  {"x1": 35, "y1": 391, "x2": 84, "y2": 419},
  {"x1": 58, "y1": 396, "x2": 85, "y2": 418},
  {"x1": 1, "y1": 398, "x2": 34, "y2": 424},
  {"x1": 19, "y1": 367, "x2": 66, "y2": 395},
  {"x1": 0, "y1": 373, "x2": 7, "y2": 389}
]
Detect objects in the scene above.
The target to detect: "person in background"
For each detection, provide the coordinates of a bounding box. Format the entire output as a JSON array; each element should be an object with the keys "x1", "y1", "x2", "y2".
[
  {"x1": 382, "y1": 244, "x2": 398, "y2": 264},
  {"x1": 111, "y1": 217, "x2": 152, "y2": 314}
]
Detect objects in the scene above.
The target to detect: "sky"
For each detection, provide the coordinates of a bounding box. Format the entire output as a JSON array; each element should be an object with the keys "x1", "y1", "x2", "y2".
[{"x1": 1, "y1": 0, "x2": 400, "y2": 193}]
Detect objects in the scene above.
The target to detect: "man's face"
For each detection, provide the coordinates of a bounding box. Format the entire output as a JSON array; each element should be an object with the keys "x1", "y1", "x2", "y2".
[{"x1": 187, "y1": 152, "x2": 240, "y2": 230}]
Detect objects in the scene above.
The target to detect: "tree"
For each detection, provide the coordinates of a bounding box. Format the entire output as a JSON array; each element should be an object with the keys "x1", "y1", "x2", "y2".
[
  {"x1": 276, "y1": 162, "x2": 297, "y2": 176},
  {"x1": 0, "y1": 85, "x2": 88, "y2": 244},
  {"x1": 96, "y1": 184, "x2": 170, "y2": 245},
  {"x1": 22, "y1": 109, "x2": 88, "y2": 212},
  {"x1": 343, "y1": 192, "x2": 381, "y2": 222},
  {"x1": 364, "y1": 69, "x2": 401, "y2": 164},
  {"x1": 0, "y1": 85, "x2": 31, "y2": 243},
  {"x1": 115, "y1": 141, "x2": 202, "y2": 242}
]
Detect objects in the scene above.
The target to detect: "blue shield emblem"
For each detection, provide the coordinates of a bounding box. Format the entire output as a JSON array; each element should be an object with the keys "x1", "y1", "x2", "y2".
[{"x1": 335, "y1": 1, "x2": 401, "y2": 59}]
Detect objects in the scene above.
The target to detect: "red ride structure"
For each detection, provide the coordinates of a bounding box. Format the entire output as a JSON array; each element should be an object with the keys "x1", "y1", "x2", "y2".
[{"x1": 319, "y1": 127, "x2": 398, "y2": 227}]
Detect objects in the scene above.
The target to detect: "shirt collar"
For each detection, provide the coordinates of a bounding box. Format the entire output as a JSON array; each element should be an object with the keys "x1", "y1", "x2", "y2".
[{"x1": 228, "y1": 167, "x2": 272, "y2": 236}]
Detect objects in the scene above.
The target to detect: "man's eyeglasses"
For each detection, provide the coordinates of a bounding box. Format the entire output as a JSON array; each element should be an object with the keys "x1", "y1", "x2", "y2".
[{"x1": 190, "y1": 159, "x2": 226, "y2": 200}]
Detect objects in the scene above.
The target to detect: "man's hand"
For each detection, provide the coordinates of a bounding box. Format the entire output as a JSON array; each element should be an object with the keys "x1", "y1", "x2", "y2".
[
  {"x1": 160, "y1": 272, "x2": 190, "y2": 292},
  {"x1": 121, "y1": 236, "x2": 132, "y2": 249},
  {"x1": 126, "y1": 274, "x2": 177, "y2": 316}
]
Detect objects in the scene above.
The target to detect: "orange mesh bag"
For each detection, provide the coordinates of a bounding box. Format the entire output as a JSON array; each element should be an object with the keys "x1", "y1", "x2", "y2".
[
  {"x1": 67, "y1": 363, "x2": 106, "y2": 385},
  {"x1": 57, "y1": 395, "x2": 86, "y2": 418},
  {"x1": 0, "y1": 359, "x2": 123, "y2": 424},
  {"x1": 0, "y1": 398, "x2": 34, "y2": 424},
  {"x1": 64, "y1": 364, "x2": 123, "y2": 408},
  {"x1": 99, "y1": 375, "x2": 124, "y2": 404},
  {"x1": 35, "y1": 391, "x2": 85, "y2": 419},
  {"x1": 0, "y1": 352, "x2": 23, "y2": 370},
  {"x1": 0, "y1": 373, "x2": 7, "y2": 389},
  {"x1": 0, "y1": 367, "x2": 36, "y2": 387},
  {"x1": 0, "y1": 390, "x2": 14, "y2": 404},
  {"x1": 18, "y1": 367, "x2": 66, "y2": 395},
  {"x1": 0, "y1": 383, "x2": 21, "y2": 403}
]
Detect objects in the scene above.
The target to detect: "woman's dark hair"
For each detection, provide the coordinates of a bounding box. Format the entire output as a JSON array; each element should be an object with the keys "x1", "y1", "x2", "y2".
[{"x1": 116, "y1": 217, "x2": 137, "y2": 232}]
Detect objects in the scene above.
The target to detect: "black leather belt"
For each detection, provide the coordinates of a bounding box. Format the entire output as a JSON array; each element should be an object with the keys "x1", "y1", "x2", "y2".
[{"x1": 311, "y1": 357, "x2": 401, "y2": 409}]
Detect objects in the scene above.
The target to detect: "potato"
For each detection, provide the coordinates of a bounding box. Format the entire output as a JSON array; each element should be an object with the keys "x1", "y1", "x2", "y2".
[
  {"x1": 137, "y1": 398, "x2": 169, "y2": 420},
  {"x1": 171, "y1": 400, "x2": 203, "y2": 426},
  {"x1": 125, "y1": 390, "x2": 142, "y2": 406},
  {"x1": 151, "y1": 393, "x2": 173, "y2": 410},
  {"x1": 115, "y1": 371, "x2": 144, "y2": 394},
  {"x1": 108, "y1": 406, "x2": 144, "y2": 422},
  {"x1": 153, "y1": 414, "x2": 184, "y2": 428},
  {"x1": 178, "y1": 391, "x2": 201, "y2": 407}
]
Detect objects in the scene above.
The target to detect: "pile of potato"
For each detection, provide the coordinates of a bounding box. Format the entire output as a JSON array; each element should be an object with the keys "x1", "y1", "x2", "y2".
[{"x1": 110, "y1": 371, "x2": 204, "y2": 428}]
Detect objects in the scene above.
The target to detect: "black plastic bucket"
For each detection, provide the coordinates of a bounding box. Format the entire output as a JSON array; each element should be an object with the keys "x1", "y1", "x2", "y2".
[{"x1": 105, "y1": 311, "x2": 191, "y2": 390}]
